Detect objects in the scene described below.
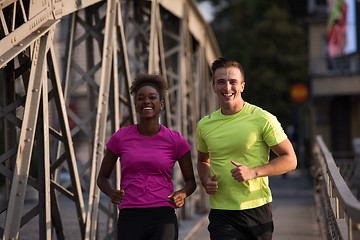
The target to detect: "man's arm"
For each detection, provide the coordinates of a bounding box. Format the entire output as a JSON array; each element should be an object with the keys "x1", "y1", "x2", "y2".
[
  {"x1": 197, "y1": 150, "x2": 218, "y2": 194},
  {"x1": 231, "y1": 138, "x2": 297, "y2": 182},
  {"x1": 258, "y1": 138, "x2": 297, "y2": 177}
]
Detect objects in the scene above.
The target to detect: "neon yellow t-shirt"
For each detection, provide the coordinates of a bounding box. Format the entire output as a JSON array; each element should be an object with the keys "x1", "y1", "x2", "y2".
[{"x1": 197, "y1": 102, "x2": 287, "y2": 210}]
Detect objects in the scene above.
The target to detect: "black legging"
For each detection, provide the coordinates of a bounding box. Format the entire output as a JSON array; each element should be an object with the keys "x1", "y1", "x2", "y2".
[{"x1": 117, "y1": 206, "x2": 178, "y2": 240}]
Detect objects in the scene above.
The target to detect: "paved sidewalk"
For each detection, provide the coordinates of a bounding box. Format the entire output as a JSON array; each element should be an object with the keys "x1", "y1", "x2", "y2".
[
  {"x1": 270, "y1": 170, "x2": 321, "y2": 240},
  {"x1": 179, "y1": 169, "x2": 321, "y2": 240}
]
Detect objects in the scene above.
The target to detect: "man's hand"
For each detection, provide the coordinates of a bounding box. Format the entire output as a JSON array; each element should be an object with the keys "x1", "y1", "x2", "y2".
[
  {"x1": 230, "y1": 161, "x2": 257, "y2": 182},
  {"x1": 203, "y1": 174, "x2": 218, "y2": 195},
  {"x1": 168, "y1": 191, "x2": 186, "y2": 208},
  {"x1": 110, "y1": 189, "x2": 125, "y2": 204}
]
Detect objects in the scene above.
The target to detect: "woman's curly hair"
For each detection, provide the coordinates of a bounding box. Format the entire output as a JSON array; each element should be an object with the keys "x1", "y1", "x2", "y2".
[{"x1": 130, "y1": 73, "x2": 168, "y2": 100}]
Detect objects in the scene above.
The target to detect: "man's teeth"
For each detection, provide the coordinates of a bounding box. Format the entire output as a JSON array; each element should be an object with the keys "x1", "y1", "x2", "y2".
[{"x1": 223, "y1": 93, "x2": 233, "y2": 96}]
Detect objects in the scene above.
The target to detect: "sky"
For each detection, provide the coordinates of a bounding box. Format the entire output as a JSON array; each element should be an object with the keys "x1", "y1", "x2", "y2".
[{"x1": 197, "y1": 1, "x2": 215, "y2": 22}]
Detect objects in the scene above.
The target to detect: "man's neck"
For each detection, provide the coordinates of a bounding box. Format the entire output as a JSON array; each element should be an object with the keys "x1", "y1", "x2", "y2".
[{"x1": 221, "y1": 100, "x2": 246, "y2": 115}]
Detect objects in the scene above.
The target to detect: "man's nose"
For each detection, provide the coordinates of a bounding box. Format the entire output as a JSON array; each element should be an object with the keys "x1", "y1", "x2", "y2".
[{"x1": 225, "y1": 81, "x2": 231, "y2": 90}]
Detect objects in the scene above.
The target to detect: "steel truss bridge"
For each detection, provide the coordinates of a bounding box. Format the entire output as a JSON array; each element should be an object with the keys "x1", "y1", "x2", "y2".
[{"x1": 0, "y1": 0, "x2": 221, "y2": 239}]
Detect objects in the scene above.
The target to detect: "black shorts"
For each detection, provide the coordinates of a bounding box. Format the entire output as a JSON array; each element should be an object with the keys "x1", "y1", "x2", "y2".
[
  {"x1": 117, "y1": 206, "x2": 178, "y2": 240},
  {"x1": 208, "y1": 203, "x2": 273, "y2": 240}
]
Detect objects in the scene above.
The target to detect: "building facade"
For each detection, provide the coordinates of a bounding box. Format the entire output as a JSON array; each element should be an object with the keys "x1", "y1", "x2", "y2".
[{"x1": 307, "y1": 0, "x2": 360, "y2": 159}]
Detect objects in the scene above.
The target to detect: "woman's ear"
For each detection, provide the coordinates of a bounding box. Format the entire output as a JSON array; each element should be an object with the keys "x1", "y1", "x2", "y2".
[
  {"x1": 160, "y1": 100, "x2": 165, "y2": 111},
  {"x1": 134, "y1": 97, "x2": 139, "y2": 112}
]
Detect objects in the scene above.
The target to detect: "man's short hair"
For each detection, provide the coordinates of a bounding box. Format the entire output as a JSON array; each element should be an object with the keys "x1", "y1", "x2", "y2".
[{"x1": 211, "y1": 58, "x2": 245, "y2": 81}]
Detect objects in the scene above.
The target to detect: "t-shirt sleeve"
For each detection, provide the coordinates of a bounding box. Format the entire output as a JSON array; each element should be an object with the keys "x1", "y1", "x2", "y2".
[
  {"x1": 106, "y1": 130, "x2": 121, "y2": 156},
  {"x1": 262, "y1": 113, "x2": 287, "y2": 147},
  {"x1": 196, "y1": 120, "x2": 208, "y2": 153},
  {"x1": 176, "y1": 133, "x2": 191, "y2": 159}
]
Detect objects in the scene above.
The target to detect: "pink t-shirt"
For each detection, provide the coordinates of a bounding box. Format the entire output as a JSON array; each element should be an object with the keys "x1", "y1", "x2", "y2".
[{"x1": 106, "y1": 124, "x2": 191, "y2": 209}]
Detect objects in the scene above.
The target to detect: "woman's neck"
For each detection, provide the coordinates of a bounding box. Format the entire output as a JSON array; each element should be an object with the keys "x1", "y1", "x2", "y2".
[{"x1": 137, "y1": 119, "x2": 161, "y2": 137}]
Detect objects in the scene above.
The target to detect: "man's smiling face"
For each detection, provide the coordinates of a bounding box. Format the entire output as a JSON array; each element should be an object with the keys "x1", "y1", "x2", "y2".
[{"x1": 212, "y1": 67, "x2": 245, "y2": 114}]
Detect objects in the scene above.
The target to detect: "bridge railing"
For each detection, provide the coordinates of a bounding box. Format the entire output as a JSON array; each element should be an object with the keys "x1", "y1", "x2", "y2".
[{"x1": 312, "y1": 135, "x2": 360, "y2": 240}]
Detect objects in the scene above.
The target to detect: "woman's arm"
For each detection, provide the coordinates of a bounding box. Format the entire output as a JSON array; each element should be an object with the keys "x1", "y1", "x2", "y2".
[
  {"x1": 97, "y1": 148, "x2": 124, "y2": 204},
  {"x1": 168, "y1": 151, "x2": 196, "y2": 208}
]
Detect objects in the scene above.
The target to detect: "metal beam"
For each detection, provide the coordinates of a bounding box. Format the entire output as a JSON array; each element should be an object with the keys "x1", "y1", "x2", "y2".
[
  {"x1": 3, "y1": 34, "x2": 48, "y2": 240},
  {"x1": 48, "y1": 43, "x2": 87, "y2": 239},
  {"x1": 157, "y1": 0, "x2": 221, "y2": 65},
  {"x1": 85, "y1": 0, "x2": 117, "y2": 238}
]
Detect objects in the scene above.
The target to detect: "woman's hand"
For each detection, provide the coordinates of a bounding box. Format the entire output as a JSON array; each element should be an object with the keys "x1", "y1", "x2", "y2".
[
  {"x1": 110, "y1": 189, "x2": 125, "y2": 205},
  {"x1": 167, "y1": 191, "x2": 186, "y2": 208}
]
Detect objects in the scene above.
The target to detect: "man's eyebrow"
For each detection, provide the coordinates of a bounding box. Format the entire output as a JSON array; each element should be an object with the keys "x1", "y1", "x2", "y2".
[{"x1": 215, "y1": 78, "x2": 238, "y2": 81}]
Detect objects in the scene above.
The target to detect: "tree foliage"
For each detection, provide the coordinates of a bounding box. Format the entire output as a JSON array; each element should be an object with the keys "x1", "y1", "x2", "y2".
[{"x1": 199, "y1": 0, "x2": 309, "y2": 127}]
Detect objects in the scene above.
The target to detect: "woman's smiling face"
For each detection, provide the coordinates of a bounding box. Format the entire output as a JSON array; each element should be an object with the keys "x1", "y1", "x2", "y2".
[{"x1": 135, "y1": 85, "x2": 164, "y2": 119}]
